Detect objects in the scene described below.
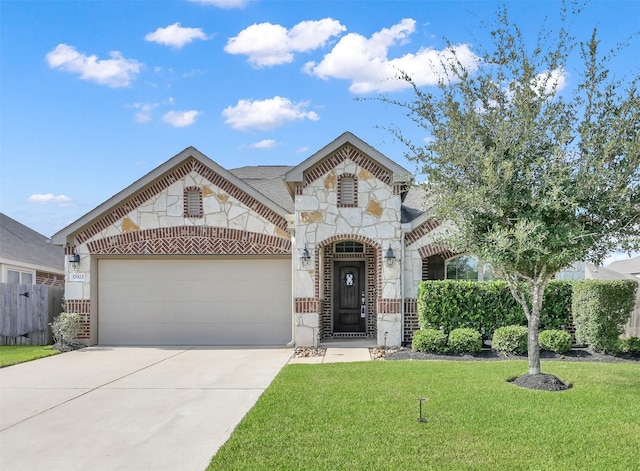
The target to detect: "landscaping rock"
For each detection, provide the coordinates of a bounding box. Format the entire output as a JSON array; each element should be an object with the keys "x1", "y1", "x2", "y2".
[{"x1": 294, "y1": 347, "x2": 326, "y2": 358}]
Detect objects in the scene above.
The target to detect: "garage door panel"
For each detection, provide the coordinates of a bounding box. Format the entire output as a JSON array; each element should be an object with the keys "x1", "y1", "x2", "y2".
[{"x1": 98, "y1": 258, "x2": 291, "y2": 345}]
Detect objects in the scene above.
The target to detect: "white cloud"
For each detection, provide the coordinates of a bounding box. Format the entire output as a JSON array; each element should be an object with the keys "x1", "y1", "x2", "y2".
[
  {"x1": 128, "y1": 102, "x2": 159, "y2": 123},
  {"x1": 27, "y1": 193, "x2": 72, "y2": 206},
  {"x1": 162, "y1": 110, "x2": 201, "y2": 127},
  {"x1": 532, "y1": 67, "x2": 568, "y2": 96},
  {"x1": 224, "y1": 18, "x2": 345, "y2": 67},
  {"x1": 248, "y1": 139, "x2": 278, "y2": 149},
  {"x1": 45, "y1": 43, "x2": 142, "y2": 88},
  {"x1": 222, "y1": 96, "x2": 319, "y2": 131},
  {"x1": 304, "y1": 18, "x2": 479, "y2": 94},
  {"x1": 188, "y1": 0, "x2": 248, "y2": 8},
  {"x1": 145, "y1": 23, "x2": 209, "y2": 49}
]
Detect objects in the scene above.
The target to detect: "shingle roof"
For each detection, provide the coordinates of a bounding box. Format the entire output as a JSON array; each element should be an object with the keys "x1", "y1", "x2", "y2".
[
  {"x1": 401, "y1": 185, "x2": 430, "y2": 223},
  {"x1": 0, "y1": 213, "x2": 64, "y2": 272},
  {"x1": 229, "y1": 166, "x2": 295, "y2": 213}
]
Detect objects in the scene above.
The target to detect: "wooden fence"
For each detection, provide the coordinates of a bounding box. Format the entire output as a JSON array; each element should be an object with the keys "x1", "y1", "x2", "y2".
[{"x1": 0, "y1": 283, "x2": 64, "y2": 345}]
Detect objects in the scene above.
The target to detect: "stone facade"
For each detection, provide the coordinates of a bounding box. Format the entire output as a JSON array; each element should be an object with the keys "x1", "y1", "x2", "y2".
[{"x1": 53, "y1": 132, "x2": 448, "y2": 347}]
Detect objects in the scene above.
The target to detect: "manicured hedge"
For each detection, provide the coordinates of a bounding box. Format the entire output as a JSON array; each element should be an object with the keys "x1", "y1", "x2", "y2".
[
  {"x1": 572, "y1": 280, "x2": 637, "y2": 353},
  {"x1": 417, "y1": 280, "x2": 572, "y2": 339}
]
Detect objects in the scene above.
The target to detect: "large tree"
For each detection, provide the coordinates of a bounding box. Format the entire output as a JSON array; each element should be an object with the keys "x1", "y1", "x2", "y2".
[{"x1": 387, "y1": 4, "x2": 639, "y2": 375}]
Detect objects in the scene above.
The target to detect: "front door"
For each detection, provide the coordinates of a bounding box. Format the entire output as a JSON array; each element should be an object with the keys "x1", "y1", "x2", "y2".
[{"x1": 333, "y1": 261, "x2": 366, "y2": 333}]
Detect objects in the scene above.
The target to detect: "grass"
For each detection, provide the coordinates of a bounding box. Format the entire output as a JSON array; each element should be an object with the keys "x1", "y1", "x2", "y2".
[
  {"x1": 208, "y1": 360, "x2": 640, "y2": 470},
  {"x1": 0, "y1": 345, "x2": 59, "y2": 367}
]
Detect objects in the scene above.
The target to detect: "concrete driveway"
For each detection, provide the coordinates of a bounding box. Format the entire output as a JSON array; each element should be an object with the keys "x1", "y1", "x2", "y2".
[{"x1": 0, "y1": 346, "x2": 292, "y2": 471}]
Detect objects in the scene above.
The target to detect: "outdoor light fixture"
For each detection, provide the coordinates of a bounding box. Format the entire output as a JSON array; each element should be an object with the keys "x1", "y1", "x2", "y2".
[
  {"x1": 384, "y1": 244, "x2": 396, "y2": 267},
  {"x1": 68, "y1": 250, "x2": 80, "y2": 272},
  {"x1": 300, "y1": 244, "x2": 311, "y2": 268}
]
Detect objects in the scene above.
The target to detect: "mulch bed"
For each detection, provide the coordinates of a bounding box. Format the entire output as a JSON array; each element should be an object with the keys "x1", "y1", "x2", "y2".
[{"x1": 377, "y1": 347, "x2": 639, "y2": 391}]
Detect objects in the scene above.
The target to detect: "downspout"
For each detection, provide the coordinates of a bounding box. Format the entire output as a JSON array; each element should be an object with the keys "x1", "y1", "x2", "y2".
[
  {"x1": 400, "y1": 230, "x2": 406, "y2": 346},
  {"x1": 286, "y1": 215, "x2": 296, "y2": 347}
]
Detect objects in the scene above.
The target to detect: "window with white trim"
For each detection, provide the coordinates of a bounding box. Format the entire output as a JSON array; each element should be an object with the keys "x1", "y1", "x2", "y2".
[{"x1": 5, "y1": 268, "x2": 34, "y2": 284}]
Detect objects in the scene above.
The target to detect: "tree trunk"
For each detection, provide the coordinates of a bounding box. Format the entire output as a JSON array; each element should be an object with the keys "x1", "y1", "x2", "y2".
[{"x1": 527, "y1": 280, "x2": 547, "y2": 375}]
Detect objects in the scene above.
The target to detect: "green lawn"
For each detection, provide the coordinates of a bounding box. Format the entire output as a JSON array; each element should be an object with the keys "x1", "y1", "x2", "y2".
[
  {"x1": 208, "y1": 360, "x2": 640, "y2": 471},
  {"x1": 0, "y1": 345, "x2": 59, "y2": 367}
]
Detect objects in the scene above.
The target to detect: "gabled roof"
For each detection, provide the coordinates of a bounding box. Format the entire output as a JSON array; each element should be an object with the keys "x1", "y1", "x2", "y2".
[
  {"x1": 229, "y1": 166, "x2": 295, "y2": 213},
  {"x1": 51, "y1": 147, "x2": 292, "y2": 246},
  {"x1": 0, "y1": 213, "x2": 64, "y2": 273},
  {"x1": 283, "y1": 131, "x2": 412, "y2": 195},
  {"x1": 606, "y1": 256, "x2": 640, "y2": 275}
]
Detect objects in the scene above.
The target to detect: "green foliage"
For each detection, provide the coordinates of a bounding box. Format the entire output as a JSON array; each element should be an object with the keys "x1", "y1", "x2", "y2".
[
  {"x1": 539, "y1": 329, "x2": 573, "y2": 354},
  {"x1": 620, "y1": 337, "x2": 640, "y2": 354},
  {"x1": 411, "y1": 328, "x2": 447, "y2": 353},
  {"x1": 448, "y1": 328, "x2": 483, "y2": 354},
  {"x1": 384, "y1": 2, "x2": 640, "y2": 374},
  {"x1": 50, "y1": 312, "x2": 82, "y2": 346},
  {"x1": 417, "y1": 280, "x2": 572, "y2": 338},
  {"x1": 572, "y1": 280, "x2": 637, "y2": 353},
  {"x1": 492, "y1": 326, "x2": 528, "y2": 355},
  {"x1": 0, "y1": 346, "x2": 59, "y2": 368},
  {"x1": 209, "y1": 362, "x2": 640, "y2": 470}
]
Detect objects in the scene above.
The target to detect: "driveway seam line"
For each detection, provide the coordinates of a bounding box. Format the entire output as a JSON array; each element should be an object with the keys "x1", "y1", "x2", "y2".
[{"x1": 0, "y1": 348, "x2": 193, "y2": 432}]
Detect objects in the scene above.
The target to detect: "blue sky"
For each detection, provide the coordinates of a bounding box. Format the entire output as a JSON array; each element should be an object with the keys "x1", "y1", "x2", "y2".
[{"x1": 1, "y1": 0, "x2": 638, "y2": 263}]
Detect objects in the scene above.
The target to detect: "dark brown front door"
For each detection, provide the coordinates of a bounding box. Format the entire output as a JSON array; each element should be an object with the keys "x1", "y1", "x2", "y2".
[{"x1": 333, "y1": 261, "x2": 366, "y2": 333}]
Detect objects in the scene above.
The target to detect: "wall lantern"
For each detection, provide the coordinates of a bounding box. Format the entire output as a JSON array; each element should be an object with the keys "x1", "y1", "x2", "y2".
[
  {"x1": 384, "y1": 244, "x2": 396, "y2": 267},
  {"x1": 68, "y1": 250, "x2": 81, "y2": 272},
  {"x1": 300, "y1": 244, "x2": 312, "y2": 268}
]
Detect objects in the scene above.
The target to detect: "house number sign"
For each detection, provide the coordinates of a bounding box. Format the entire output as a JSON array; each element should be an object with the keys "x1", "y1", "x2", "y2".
[{"x1": 69, "y1": 273, "x2": 86, "y2": 282}]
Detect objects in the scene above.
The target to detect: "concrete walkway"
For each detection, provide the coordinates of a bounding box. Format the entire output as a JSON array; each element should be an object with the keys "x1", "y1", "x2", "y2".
[
  {"x1": 288, "y1": 339, "x2": 375, "y2": 364},
  {"x1": 0, "y1": 347, "x2": 291, "y2": 471}
]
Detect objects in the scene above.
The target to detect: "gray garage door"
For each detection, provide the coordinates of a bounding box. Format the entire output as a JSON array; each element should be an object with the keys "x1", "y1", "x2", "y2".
[{"x1": 98, "y1": 258, "x2": 291, "y2": 345}]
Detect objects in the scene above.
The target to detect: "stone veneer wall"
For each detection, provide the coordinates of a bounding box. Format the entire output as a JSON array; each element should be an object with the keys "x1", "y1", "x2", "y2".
[{"x1": 63, "y1": 160, "x2": 291, "y2": 343}]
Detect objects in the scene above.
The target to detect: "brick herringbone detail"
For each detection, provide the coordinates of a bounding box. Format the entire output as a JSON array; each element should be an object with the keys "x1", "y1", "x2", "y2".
[
  {"x1": 87, "y1": 227, "x2": 291, "y2": 255},
  {"x1": 64, "y1": 299, "x2": 91, "y2": 339},
  {"x1": 303, "y1": 145, "x2": 391, "y2": 190},
  {"x1": 75, "y1": 158, "x2": 288, "y2": 244},
  {"x1": 405, "y1": 219, "x2": 440, "y2": 246},
  {"x1": 418, "y1": 244, "x2": 456, "y2": 260}
]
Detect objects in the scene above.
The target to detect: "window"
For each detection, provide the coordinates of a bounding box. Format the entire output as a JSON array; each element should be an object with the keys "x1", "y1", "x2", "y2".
[
  {"x1": 445, "y1": 255, "x2": 496, "y2": 281},
  {"x1": 5, "y1": 269, "x2": 34, "y2": 284},
  {"x1": 335, "y1": 241, "x2": 364, "y2": 253},
  {"x1": 184, "y1": 187, "x2": 203, "y2": 217},
  {"x1": 338, "y1": 175, "x2": 357, "y2": 207}
]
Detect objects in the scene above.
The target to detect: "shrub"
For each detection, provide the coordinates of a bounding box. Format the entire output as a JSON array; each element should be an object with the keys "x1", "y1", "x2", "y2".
[
  {"x1": 492, "y1": 325, "x2": 528, "y2": 355},
  {"x1": 417, "y1": 280, "x2": 572, "y2": 340},
  {"x1": 412, "y1": 329, "x2": 447, "y2": 353},
  {"x1": 539, "y1": 329, "x2": 573, "y2": 354},
  {"x1": 448, "y1": 328, "x2": 482, "y2": 354},
  {"x1": 50, "y1": 312, "x2": 82, "y2": 346},
  {"x1": 572, "y1": 280, "x2": 637, "y2": 353},
  {"x1": 620, "y1": 337, "x2": 640, "y2": 355}
]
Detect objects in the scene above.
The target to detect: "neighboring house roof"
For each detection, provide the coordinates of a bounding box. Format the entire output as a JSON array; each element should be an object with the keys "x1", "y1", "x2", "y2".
[
  {"x1": 51, "y1": 147, "x2": 292, "y2": 246},
  {"x1": 606, "y1": 256, "x2": 640, "y2": 276},
  {"x1": 0, "y1": 212, "x2": 64, "y2": 273}
]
